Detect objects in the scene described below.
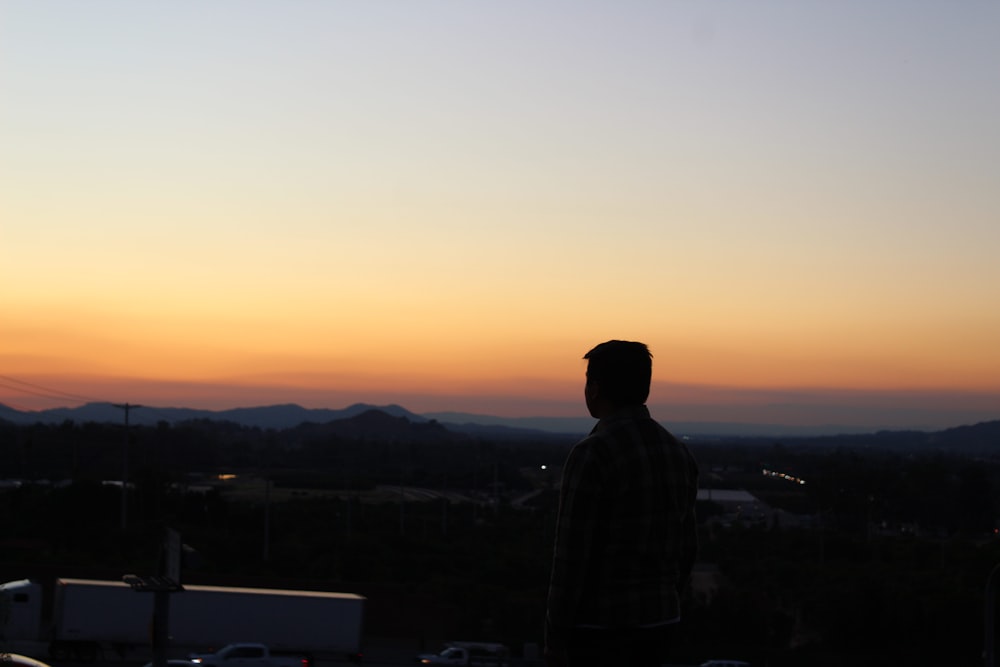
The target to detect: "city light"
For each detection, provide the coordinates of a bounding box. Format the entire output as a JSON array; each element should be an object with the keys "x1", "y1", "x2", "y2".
[{"x1": 762, "y1": 468, "x2": 806, "y2": 485}]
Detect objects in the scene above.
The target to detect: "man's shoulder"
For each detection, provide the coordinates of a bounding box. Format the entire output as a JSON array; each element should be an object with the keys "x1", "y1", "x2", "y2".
[
  {"x1": 571, "y1": 431, "x2": 607, "y2": 454},
  {"x1": 601, "y1": 415, "x2": 696, "y2": 460},
  {"x1": 595, "y1": 410, "x2": 672, "y2": 438}
]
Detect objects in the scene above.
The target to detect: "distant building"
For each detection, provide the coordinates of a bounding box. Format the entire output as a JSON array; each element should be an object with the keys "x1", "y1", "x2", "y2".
[
  {"x1": 698, "y1": 488, "x2": 810, "y2": 528},
  {"x1": 698, "y1": 488, "x2": 764, "y2": 523}
]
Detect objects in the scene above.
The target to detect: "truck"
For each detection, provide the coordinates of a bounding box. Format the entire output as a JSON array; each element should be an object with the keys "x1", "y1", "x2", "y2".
[
  {"x1": 0, "y1": 578, "x2": 365, "y2": 664},
  {"x1": 415, "y1": 642, "x2": 509, "y2": 667},
  {"x1": 189, "y1": 642, "x2": 311, "y2": 667}
]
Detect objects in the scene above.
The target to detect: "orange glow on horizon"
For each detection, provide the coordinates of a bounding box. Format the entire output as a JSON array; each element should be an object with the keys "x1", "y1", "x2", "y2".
[{"x1": 3, "y1": 3, "x2": 999, "y2": 432}]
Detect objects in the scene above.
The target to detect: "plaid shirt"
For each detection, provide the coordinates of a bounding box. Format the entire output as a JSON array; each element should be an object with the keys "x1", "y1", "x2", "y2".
[{"x1": 545, "y1": 405, "x2": 698, "y2": 650}]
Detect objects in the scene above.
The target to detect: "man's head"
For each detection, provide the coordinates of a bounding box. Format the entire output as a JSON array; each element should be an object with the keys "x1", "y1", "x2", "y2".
[{"x1": 583, "y1": 340, "x2": 652, "y2": 418}]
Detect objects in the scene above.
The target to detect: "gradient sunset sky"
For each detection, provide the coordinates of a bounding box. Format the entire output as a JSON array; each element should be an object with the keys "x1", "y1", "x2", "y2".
[{"x1": 2, "y1": 1, "x2": 998, "y2": 431}]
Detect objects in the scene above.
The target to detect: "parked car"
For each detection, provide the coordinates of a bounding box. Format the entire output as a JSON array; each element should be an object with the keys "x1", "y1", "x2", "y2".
[
  {"x1": 189, "y1": 643, "x2": 310, "y2": 667},
  {"x1": 416, "y1": 641, "x2": 509, "y2": 666}
]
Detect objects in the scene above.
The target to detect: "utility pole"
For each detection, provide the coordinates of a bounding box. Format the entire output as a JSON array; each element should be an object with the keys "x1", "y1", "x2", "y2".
[
  {"x1": 263, "y1": 476, "x2": 271, "y2": 562},
  {"x1": 123, "y1": 527, "x2": 184, "y2": 667},
  {"x1": 987, "y1": 563, "x2": 1000, "y2": 667},
  {"x1": 113, "y1": 403, "x2": 142, "y2": 531}
]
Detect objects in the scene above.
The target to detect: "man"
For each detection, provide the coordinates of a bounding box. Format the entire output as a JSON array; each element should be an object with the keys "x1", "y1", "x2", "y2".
[{"x1": 545, "y1": 340, "x2": 699, "y2": 667}]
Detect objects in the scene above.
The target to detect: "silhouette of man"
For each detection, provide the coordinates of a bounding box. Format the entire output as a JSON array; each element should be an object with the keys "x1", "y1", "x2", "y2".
[{"x1": 545, "y1": 340, "x2": 699, "y2": 667}]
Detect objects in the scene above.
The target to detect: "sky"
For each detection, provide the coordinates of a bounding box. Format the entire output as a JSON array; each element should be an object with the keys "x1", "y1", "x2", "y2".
[{"x1": 2, "y1": 1, "x2": 998, "y2": 432}]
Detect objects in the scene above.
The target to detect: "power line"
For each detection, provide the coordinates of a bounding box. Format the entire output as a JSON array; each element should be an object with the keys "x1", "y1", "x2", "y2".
[
  {"x1": 0, "y1": 374, "x2": 102, "y2": 404},
  {"x1": 0, "y1": 379, "x2": 76, "y2": 402},
  {"x1": 0, "y1": 374, "x2": 182, "y2": 425}
]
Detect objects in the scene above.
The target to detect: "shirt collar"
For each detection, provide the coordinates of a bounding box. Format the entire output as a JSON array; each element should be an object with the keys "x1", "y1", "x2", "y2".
[{"x1": 591, "y1": 404, "x2": 651, "y2": 434}]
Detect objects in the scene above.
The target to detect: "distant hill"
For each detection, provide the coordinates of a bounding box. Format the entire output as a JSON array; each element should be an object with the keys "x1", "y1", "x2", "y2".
[
  {"x1": 934, "y1": 420, "x2": 1000, "y2": 449},
  {"x1": 720, "y1": 419, "x2": 1000, "y2": 454},
  {"x1": 418, "y1": 411, "x2": 876, "y2": 439},
  {"x1": 0, "y1": 401, "x2": 578, "y2": 441},
  {"x1": 287, "y1": 408, "x2": 470, "y2": 444},
  {"x1": 0, "y1": 401, "x2": 423, "y2": 429},
  {"x1": 421, "y1": 411, "x2": 592, "y2": 438},
  {"x1": 1, "y1": 401, "x2": 996, "y2": 444}
]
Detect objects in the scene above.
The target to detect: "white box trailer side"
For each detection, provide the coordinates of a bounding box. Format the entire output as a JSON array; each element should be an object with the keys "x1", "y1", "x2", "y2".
[
  {"x1": 169, "y1": 585, "x2": 365, "y2": 655},
  {"x1": 54, "y1": 579, "x2": 154, "y2": 645},
  {"x1": 2, "y1": 579, "x2": 364, "y2": 663}
]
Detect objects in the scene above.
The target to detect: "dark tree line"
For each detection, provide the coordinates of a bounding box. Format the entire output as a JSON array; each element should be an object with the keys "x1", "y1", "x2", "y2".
[{"x1": 0, "y1": 416, "x2": 573, "y2": 492}]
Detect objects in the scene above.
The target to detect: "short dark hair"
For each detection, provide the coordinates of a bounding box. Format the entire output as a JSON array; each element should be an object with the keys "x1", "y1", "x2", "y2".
[{"x1": 584, "y1": 340, "x2": 652, "y2": 406}]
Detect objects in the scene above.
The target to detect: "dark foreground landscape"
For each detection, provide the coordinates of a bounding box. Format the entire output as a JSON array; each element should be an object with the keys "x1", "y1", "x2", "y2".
[{"x1": 3, "y1": 409, "x2": 1000, "y2": 666}]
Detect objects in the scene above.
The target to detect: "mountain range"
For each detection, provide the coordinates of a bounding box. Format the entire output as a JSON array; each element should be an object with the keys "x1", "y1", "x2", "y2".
[
  {"x1": 0, "y1": 401, "x2": 590, "y2": 440},
  {"x1": 2, "y1": 401, "x2": 997, "y2": 442}
]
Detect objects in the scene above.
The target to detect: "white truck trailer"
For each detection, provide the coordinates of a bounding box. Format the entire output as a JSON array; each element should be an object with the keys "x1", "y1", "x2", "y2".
[{"x1": 0, "y1": 578, "x2": 365, "y2": 664}]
